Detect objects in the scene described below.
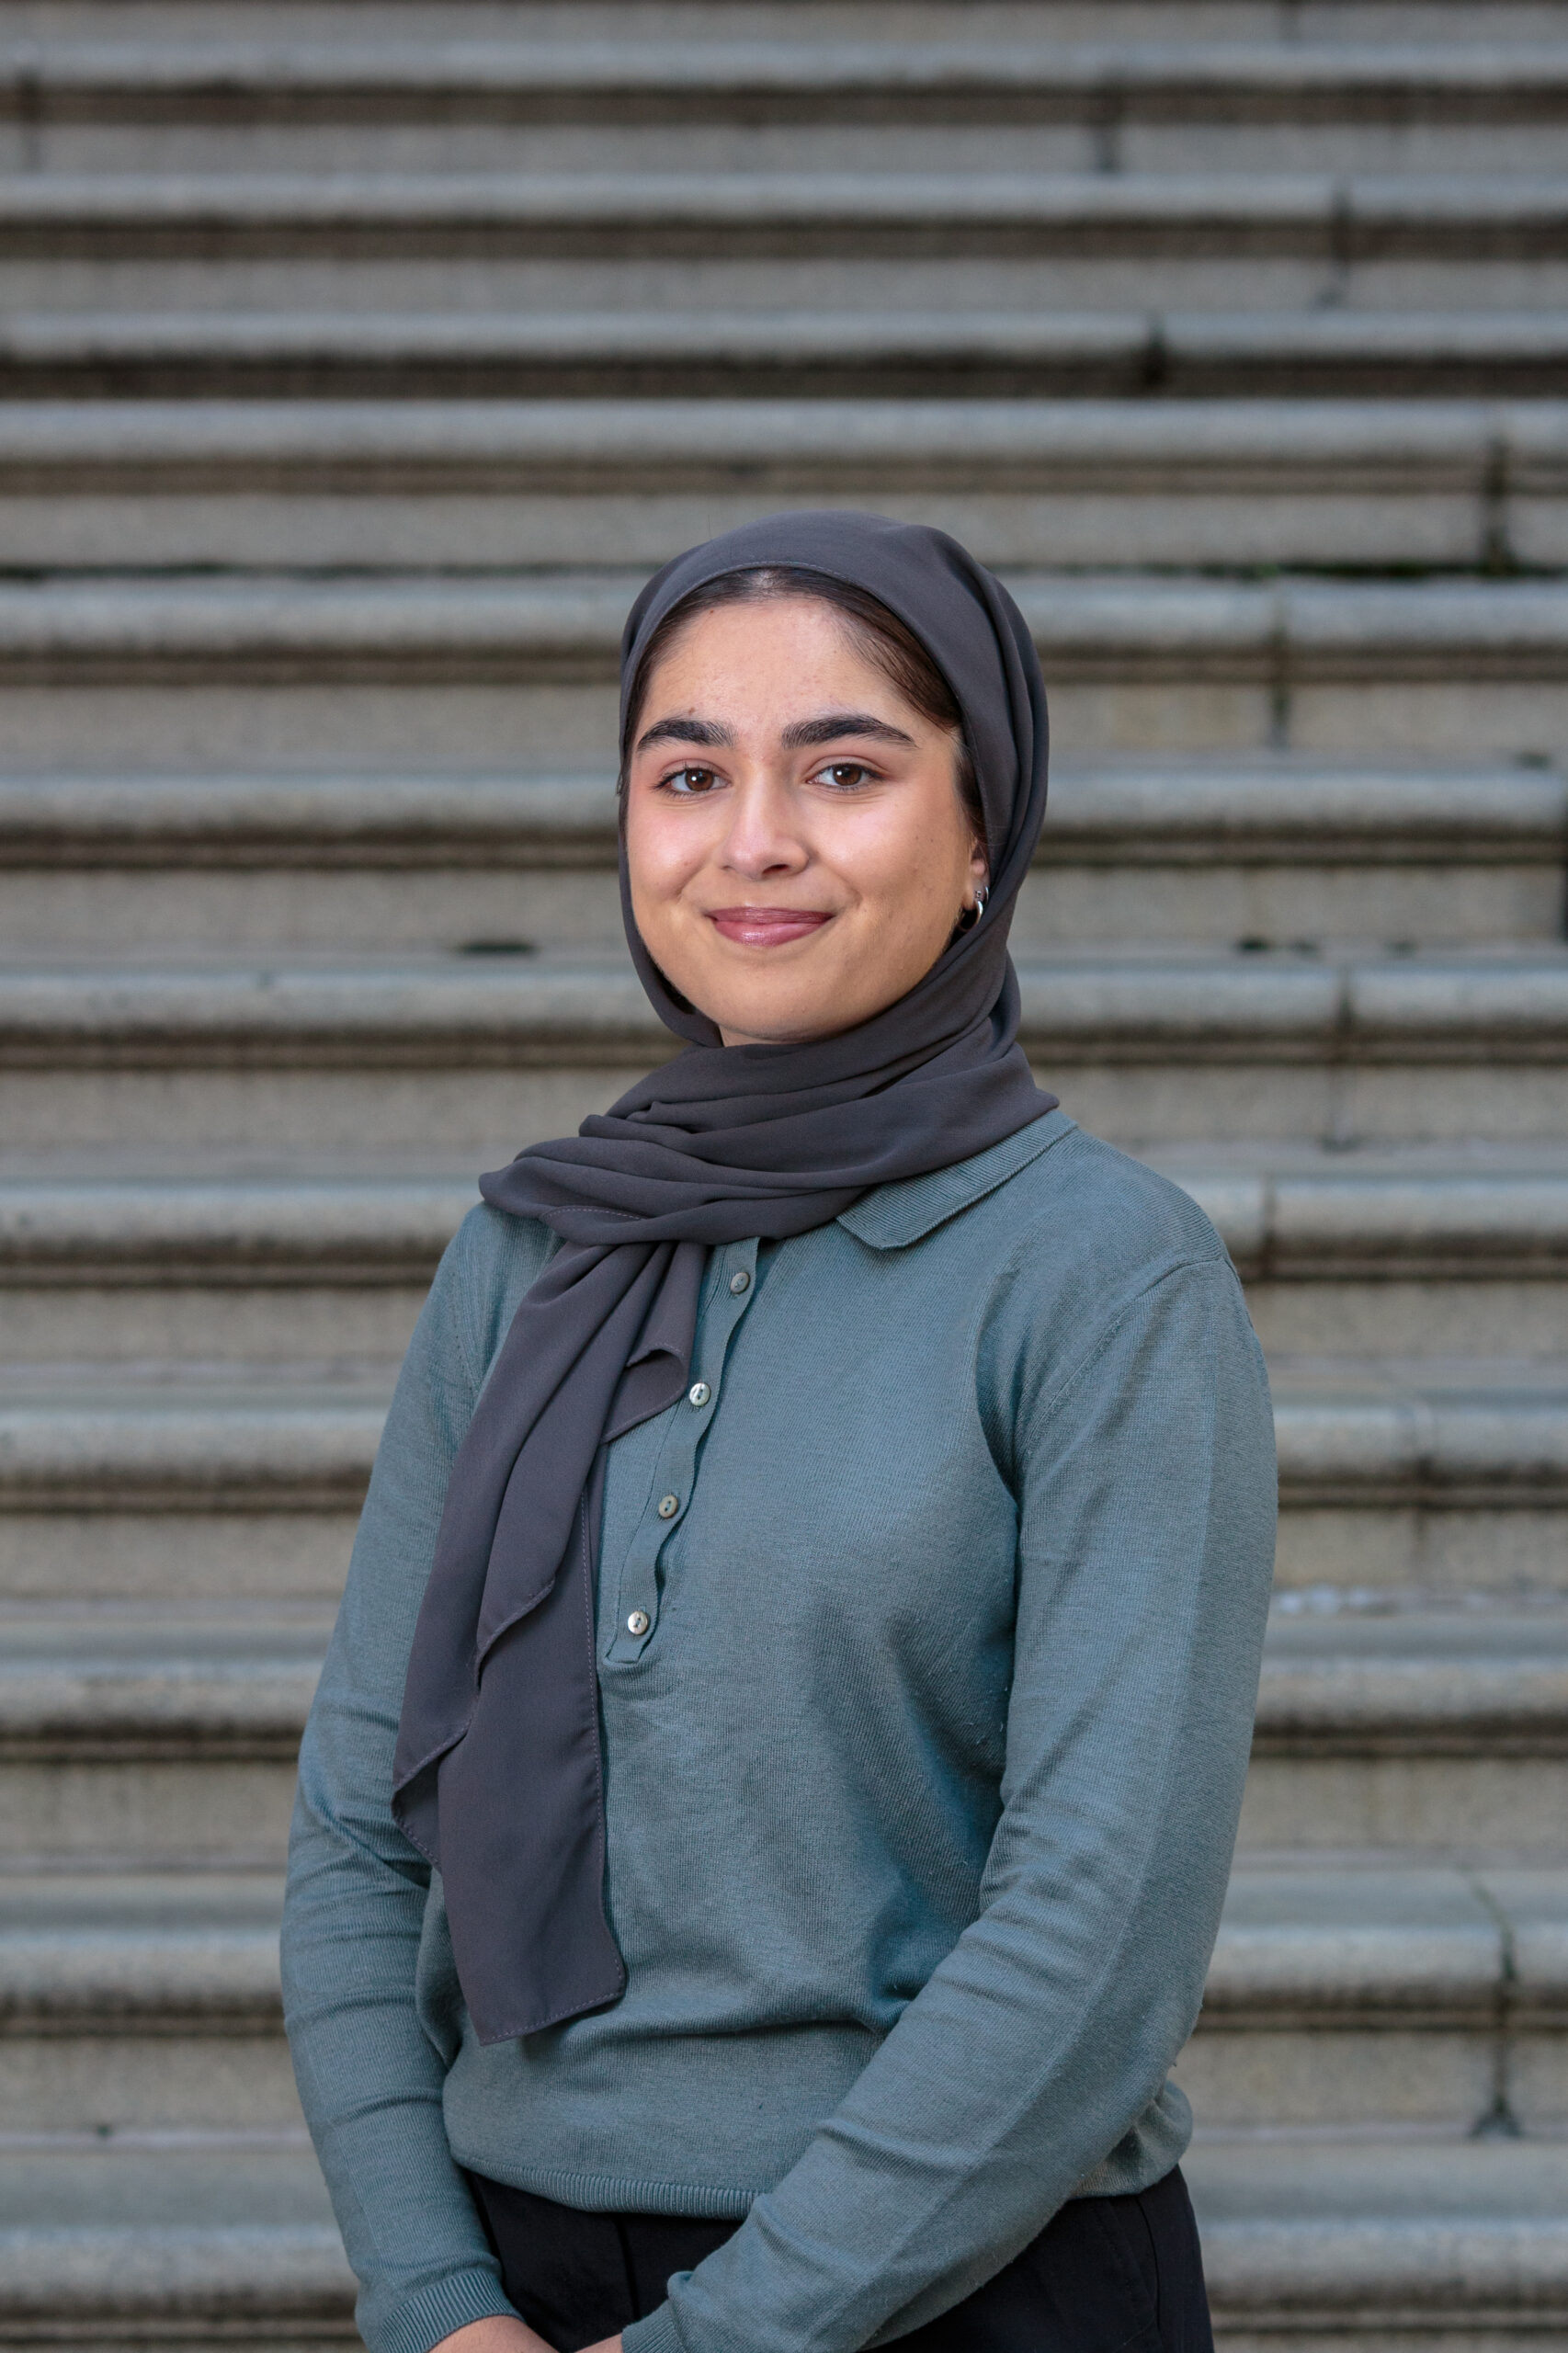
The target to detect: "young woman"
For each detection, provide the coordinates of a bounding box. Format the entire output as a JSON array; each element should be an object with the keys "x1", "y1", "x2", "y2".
[{"x1": 282, "y1": 511, "x2": 1277, "y2": 2353}]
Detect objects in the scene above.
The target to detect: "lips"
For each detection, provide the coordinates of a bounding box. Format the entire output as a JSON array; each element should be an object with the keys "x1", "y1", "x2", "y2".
[{"x1": 707, "y1": 906, "x2": 833, "y2": 948}]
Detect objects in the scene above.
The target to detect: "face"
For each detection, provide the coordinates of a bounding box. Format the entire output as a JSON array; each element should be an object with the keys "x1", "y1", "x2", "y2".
[{"x1": 624, "y1": 597, "x2": 988, "y2": 1049}]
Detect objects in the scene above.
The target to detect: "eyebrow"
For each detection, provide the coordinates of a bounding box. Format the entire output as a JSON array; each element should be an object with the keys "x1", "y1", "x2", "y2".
[
  {"x1": 634, "y1": 715, "x2": 734, "y2": 754},
  {"x1": 633, "y1": 709, "x2": 918, "y2": 759},
  {"x1": 780, "y1": 711, "x2": 916, "y2": 751}
]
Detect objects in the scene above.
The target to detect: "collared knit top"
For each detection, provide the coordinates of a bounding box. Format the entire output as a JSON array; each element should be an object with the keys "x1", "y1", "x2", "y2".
[{"x1": 282, "y1": 1112, "x2": 1277, "y2": 2353}]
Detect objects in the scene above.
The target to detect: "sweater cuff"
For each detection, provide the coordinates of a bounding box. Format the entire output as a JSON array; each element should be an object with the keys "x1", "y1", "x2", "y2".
[
  {"x1": 623, "y1": 2299, "x2": 684, "y2": 2353},
  {"x1": 370, "y1": 2263, "x2": 519, "y2": 2353}
]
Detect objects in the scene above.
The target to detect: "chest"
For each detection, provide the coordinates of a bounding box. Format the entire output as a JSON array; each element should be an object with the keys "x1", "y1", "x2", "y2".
[{"x1": 594, "y1": 1225, "x2": 1021, "y2": 1712}]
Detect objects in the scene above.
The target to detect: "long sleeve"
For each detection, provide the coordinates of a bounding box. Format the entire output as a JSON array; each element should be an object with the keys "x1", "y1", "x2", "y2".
[
  {"x1": 280, "y1": 1219, "x2": 523, "y2": 2353},
  {"x1": 624, "y1": 1252, "x2": 1277, "y2": 2353}
]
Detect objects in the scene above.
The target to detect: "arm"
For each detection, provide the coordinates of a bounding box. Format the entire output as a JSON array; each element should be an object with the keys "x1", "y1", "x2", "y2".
[
  {"x1": 433, "y1": 2327, "x2": 555, "y2": 2353},
  {"x1": 623, "y1": 1254, "x2": 1277, "y2": 2353},
  {"x1": 281, "y1": 1220, "x2": 530, "y2": 2353}
]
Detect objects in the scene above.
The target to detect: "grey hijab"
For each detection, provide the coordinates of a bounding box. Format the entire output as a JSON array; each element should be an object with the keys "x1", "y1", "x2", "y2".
[{"x1": 392, "y1": 512, "x2": 1054, "y2": 2044}]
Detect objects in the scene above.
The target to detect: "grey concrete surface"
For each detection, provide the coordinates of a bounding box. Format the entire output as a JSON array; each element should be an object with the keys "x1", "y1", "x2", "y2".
[
  {"x1": 3, "y1": 304, "x2": 1565, "y2": 397},
  {"x1": 0, "y1": 395, "x2": 1563, "y2": 571},
  {"x1": 6, "y1": 3, "x2": 1568, "y2": 2340}
]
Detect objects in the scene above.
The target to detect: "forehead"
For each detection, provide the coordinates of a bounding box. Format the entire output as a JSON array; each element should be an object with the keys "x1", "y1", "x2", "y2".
[{"x1": 639, "y1": 597, "x2": 915, "y2": 716}]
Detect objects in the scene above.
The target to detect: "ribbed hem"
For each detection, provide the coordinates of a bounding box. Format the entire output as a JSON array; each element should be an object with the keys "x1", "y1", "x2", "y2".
[
  {"x1": 624, "y1": 2300, "x2": 685, "y2": 2353},
  {"x1": 457, "y1": 2152, "x2": 759, "y2": 2222},
  {"x1": 371, "y1": 2264, "x2": 517, "y2": 2353}
]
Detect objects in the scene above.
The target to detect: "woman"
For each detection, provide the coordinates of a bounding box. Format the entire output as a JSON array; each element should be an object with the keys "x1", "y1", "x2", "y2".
[{"x1": 282, "y1": 511, "x2": 1277, "y2": 2353}]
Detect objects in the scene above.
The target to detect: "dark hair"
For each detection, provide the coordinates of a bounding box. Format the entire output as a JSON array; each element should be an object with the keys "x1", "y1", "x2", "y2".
[{"x1": 619, "y1": 564, "x2": 983, "y2": 840}]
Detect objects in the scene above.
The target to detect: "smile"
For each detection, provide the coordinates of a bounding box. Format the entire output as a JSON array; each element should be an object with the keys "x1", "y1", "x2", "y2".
[{"x1": 706, "y1": 907, "x2": 834, "y2": 948}]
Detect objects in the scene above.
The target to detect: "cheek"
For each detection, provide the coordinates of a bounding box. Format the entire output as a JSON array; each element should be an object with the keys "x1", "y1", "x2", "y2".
[
  {"x1": 625, "y1": 798, "x2": 697, "y2": 921},
  {"x1": 835, "y1": 802, "x2": 964, "y2": 933}
]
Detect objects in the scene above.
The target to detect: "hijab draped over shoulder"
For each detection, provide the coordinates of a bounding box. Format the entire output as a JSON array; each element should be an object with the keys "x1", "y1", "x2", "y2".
[{"x1": 393, "y1": 511, "x2": 1055, "y2": 2044}]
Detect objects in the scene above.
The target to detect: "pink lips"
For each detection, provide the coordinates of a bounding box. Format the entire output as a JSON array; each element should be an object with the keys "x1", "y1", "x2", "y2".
[{"x1": 707, "y1": 906, "x2": 832, "y2": 948}]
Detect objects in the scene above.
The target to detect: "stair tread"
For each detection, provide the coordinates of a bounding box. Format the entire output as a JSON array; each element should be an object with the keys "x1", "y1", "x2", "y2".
[
  {"x1": 13, "y1": 33, "x2": 1568, "y2": 108},
  {"x1": 10, "y1": 305, "x2": 1567, "y2": 354},
  {"x1": 0, "y1": 1870, "x2": 283, "y2": 2020},
  {"x1": 0, "y1": 1592, "x2": 1564, "y2": 1706},
  {"x1": 6, "y1": 1147, "x2": 1568, "y2": 1278},
  {"x1": 1, "y1": 1859, "x2": 1562, "y2": 2016},
  {"x1": 0, "y1": 393, "x2": 1562, "y2": 468},
  {"x1": 3, "y1": 308, "x2": 1563, "y2": 401},
  {"x1": 2, "y1": 759, "x2": 1562, "y2": 862},
  {"x1": 6, "y1": 1350, "x2": 1568, "y2": 1473},
  {"x1": 1, "y1": 165, "x2": 1563, "y2": 214},
  {"x1": 7, "y1": 948, "x2": 1568, "y2": 1063},
  {"x1": 3, "y1": 2138, "x2": 1567, "y2": 2322},
  {"x1": 0, "y1": 571, "x2": 1558, "y2": 683},
  {"x1": 0, "y1": 2143, "x2": 350, "y2": 2319}
]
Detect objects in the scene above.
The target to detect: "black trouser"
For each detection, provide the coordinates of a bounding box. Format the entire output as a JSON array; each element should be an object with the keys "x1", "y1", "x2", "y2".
[{"x1": 468, "y1": 2165, "x2": 1213, "y2": 2353}]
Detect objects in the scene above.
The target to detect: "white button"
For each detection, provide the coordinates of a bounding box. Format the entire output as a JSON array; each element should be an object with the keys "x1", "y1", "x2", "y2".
[
  {"x1": 627, "y1": 1609, "x2": 650, "y2": 1637},
  {"x1": 687, "y1": 1381, "x2": 711, "y2": 1408},
  {"x1": 657, "y1": 1494, "x2": 680, "y2": 1519},
  {"x1": 729, "y1": 1269, "x2": 750, "y2": 1295}
]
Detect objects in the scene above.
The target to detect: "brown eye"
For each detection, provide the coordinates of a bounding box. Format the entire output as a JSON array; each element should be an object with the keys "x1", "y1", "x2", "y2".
[
  {"x1": 820, "y1": 762, "x2": 871, "y2": 790},
  {"x1": 665, "y1": 766, "x2": 719, "y2": 794}
]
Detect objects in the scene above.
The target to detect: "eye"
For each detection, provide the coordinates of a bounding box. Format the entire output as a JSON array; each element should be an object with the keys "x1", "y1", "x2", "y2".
[
  {"x1": 813, "y1": 760, "x2": 876, "y2": 790},
  {"x1": 658, "y1": 764, "x2": 722, "y2": 795}
]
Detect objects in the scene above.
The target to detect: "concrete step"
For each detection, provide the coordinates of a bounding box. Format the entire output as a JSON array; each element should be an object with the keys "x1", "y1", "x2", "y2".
[
  {"x1": 0, "y1": 167, "x2": 1559, "y2": 261},
  {"x1": 1190, "y1": 2139, "x2": 1568, "y2": 2351},
  {"x1": 0, "y1": 571, "x2": 1559, "y2": 772},
  {"x1": 0, "y1": 1175, "x2": 466, "y2": 1366},
  {"x1": 6, "y1": 948, "x2": 1568, "y2": 1152},
  {"x1": 6, "y1": 1149, "x2": 1568, "y2": 1366},
  {"x1": 1191, "y1": 1860, "x2": 1568, "y2": 2134},
  {"x1": 10, "y1": 35, "x2": 1568, "y2": 128},
  {"x1": 0, "y1": 569, "x2": 1553, "y2": 771},
  {"x1": 7, "y1": 3, "x2": 1568, "y2": 40},
  {"x1": 3, "y1": 2134, "x2": 1566, "y2": 2353},
  {"x1": 3, "y1": 1338, "x2": 1567, "y2": 1597},
  {"x1": 0, "y1": 1579, "x2": 1565, "y2": 1858},
  {"x1": 4, "y1": 37, "x2": 1567, "y2": 176},
  {"x1": 5, "y1": 306, "x2": 1565, "y2": 399},
  {"x1": 1243, "y1": 1601, "x2": 1568, "y2": 1853},
  {"x1": 0, "y1": 170, "x2": 1559, "y2": 316},
  {"x1": 0, "y1": 2142, "x2": 353, "y2": 2353},
  {"x1": 0, "y1": 398, "x2": 1563, "y2": 572},
  {"x1": 0, "y1": 1373, "x2": 381, "y2": 1606},
  {"x1": 5, "y1": 761, "x2": 1561, "y2": 958},
  {"x1": 3, "y1": 1859, "x2": 1562, "y2": 2137},
  {"x1": 0, "y1": 1602, "x2": 329, "y2": 1866},
  {"x1": 0, "y1": 1172, "x2": 469, "y2": 1364},
  {"x1": 0, "y1": 1870, "x2": 294, "y2": 2135}
]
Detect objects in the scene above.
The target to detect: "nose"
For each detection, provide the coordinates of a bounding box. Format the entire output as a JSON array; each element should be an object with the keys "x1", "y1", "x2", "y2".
[{"x1": 718, "y1": 771, "x2": 809, "y2": 881}]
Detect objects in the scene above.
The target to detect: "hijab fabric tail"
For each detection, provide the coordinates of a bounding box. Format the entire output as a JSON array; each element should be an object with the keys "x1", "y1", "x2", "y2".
[
  {"x1": 392, "y1": 1238, "x2": 702, "y2": 2040},
  {"x1": 394, "y1": 512, "x2": 1054, "y2": 2043}
]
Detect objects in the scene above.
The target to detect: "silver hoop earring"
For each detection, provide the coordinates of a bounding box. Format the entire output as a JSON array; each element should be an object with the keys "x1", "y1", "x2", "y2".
[{"x1": 946, "y1": 884, "x2": 983, "y2": 936}]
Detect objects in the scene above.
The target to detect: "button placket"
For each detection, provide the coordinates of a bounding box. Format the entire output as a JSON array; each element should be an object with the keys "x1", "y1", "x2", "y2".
[{"x1": 606, "y1": 1239, "x2": 759, "y2": 1662}]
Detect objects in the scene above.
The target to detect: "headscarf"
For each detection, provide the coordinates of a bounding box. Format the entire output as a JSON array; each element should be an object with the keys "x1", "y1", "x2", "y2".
[{"x1": 392, "y1": 512, "x2": 1054, "y2": 2043}]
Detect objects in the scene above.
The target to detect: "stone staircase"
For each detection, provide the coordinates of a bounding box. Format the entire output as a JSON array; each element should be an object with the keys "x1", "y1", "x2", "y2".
[{"x1": 1, "y1": 4, "x2": 1566, "y2": 2347}]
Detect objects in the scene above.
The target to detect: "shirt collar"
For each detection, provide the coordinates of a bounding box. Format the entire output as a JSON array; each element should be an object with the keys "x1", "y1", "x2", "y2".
[{"x1": 835, "y1": 1109, "x2": 1074, "y2": 1252}]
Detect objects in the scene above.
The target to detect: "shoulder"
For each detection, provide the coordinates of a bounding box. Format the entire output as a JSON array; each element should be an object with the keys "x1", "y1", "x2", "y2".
[
  {"x1": 988, "y1": 1121, "x2": 1231, "y2": 1286},
  {"x1": 906, "y1": 1116, "x2": 1232, "y2": 1314},
  {"x1": 965, "y1": 1127, "x2": 1265, "y2": 1475},
  {"x1": 424, "y1": 1198, "x2": 559, "y2": 1384},
  {"x1": 838, "y1": 1113, "x2": 1236, "y2": 1332},
  {"x1": 961, "y1": 1121, "x2": 1254, "y2": 1406}
]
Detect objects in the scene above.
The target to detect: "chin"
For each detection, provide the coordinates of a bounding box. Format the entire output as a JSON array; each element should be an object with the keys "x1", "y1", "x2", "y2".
[{"x1": 734, "y1": 1009, "x2": 850, "y2": 1047}]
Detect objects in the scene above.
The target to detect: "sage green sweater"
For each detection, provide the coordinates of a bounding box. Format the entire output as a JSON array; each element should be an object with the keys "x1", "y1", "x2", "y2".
[{"x1": 282, "y1": 1113, "x2": 1277, "y2": 2353}]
